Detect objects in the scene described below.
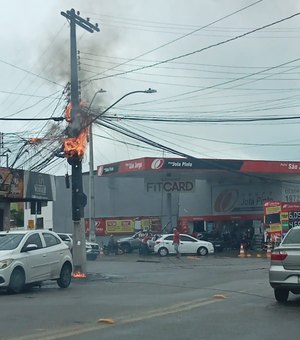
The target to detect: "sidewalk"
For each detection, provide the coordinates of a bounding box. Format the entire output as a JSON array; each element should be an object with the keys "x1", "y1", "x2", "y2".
[
  {"x1": 96, "y1": 248, "x2": 270, "y2": 261},
  {"x1": 214, "y1": 249, "x2": 269, "y2": 258}
]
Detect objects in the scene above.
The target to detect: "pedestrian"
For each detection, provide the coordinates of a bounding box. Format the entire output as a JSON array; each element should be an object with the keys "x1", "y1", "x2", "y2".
[
  {"x1": 107, "y1": 235, "x2": 116, "y2": 255},
  {"x1": 172, "y1": 228, "x2": 180, "y2": 258},
  {"x1": 140, "y1": 233, "x2": 150, "y2": 256}
]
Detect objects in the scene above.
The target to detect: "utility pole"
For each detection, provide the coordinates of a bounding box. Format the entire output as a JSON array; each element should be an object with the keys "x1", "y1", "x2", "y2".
[
  {"x1": 61, "y1": 8, "x2": 100, "y2": 275},
  {"x1": 88, "y1": 122, "x2": 96, "y2": 242},
  {"x1": 87, "y1": 89, "x2": 106, "y2": 243}
]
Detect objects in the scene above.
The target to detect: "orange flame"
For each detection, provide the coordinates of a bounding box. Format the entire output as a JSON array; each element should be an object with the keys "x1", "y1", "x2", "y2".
[
  {"x1": 65, "y1": 102, "x2": 85, "y2": 123},
  {"x1": 64, "y1": 101, "x2": 89, "y2": 159},
  {"x1": 72, "y1": 271, "x2": 87, "y2": 279},
  {"x1": 65, "y1": 103, "x2": 72, "y2": 123},
  {"x1": 29, "y1": 137, "x2": 42, "y2": 144},
  {"x1": 64, "y1": 127, "x2": 88, "y2": 159}
]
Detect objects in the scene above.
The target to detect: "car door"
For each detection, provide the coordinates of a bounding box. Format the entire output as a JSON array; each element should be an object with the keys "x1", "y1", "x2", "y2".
[
  {"x1": 42, "y1": 232, "x2": 65, "y2": 279},
  {"x1": 161, "y1": 235, "x2": 174, "y2": 253},
  {"x1": 179, "y1": 235, "x2": 198, "y2": 254},
  {"x1": 21, "y1": 233, "x2": 49, "y2": 282}
]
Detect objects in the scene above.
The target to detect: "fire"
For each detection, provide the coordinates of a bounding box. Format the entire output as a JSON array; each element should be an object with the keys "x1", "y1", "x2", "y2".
[
  {"x1": 29, "y1": 137, "x2": 42, "y2": 144},
  {"x1": 72, "y1": 271, "x2": 87, "y2": 279},
  {"x1": 64, "y1": 127, "x2": 88, "y2": 159},
  {"x1": 65, "y1": 102, "x2": 85, "y2": 123},
  {"x1": 64, "y1": 102, "x2": 89, "y2": 159},
  {"x1": 65, "y1": 103, "x2": 72, "y2": 122}
]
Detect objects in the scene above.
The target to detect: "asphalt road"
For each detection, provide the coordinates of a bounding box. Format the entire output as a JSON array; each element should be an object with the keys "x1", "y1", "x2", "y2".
[{"x1": 0, "y1": 253, "x2": 299, "y2": 340}]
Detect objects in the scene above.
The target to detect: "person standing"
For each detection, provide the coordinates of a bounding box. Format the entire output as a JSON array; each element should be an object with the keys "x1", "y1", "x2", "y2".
[
  {"x1": 172, "y1": 228, "x2": 180, "y2": 258},
  {"x1": 107, "y1": 235, "x2": 116, "y2": 255},
  {"x1": 140, "y1": 233, "x2": 150, "y2": 256}
]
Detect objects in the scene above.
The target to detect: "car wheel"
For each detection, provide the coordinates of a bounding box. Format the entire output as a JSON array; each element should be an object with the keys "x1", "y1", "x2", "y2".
[
  {"x1": 8, "y1": 267, "x2": 25, "y2": 294},
  {"x1": 197, "y1": 246, "x2": 208, "y2": 256},
  {"x1": 274, "y1": 288, "x2": 289, "y2": 303},
  {"x1": 57, "y1": 263, "x2": 72, "y2": 288},
  {"x1": 121, "y1": 243, "x2": 132, "y2": 253},
  {"x1": 158, "y1": 247, "x2": 169, "y2": 257},
  {"x1": 117, "y1": 247, "x2": 124, "y2": 255},
  {"x1": 87, "y1": 254, "x2": 98, "y2": 261}
]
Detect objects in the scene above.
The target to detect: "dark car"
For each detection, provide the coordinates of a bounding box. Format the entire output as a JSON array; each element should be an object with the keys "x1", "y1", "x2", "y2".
[
  {"x1": 196, "y1": 233, "x2": 224, "y2": 252},
  {"x1": 269, "y1": 226, "x2": 300, "y2": 303}
]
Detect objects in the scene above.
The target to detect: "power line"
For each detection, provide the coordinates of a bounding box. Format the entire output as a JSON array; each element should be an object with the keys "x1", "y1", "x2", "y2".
[{"x1": 83, "y1": 0, "x2": 264, "y2": 84}]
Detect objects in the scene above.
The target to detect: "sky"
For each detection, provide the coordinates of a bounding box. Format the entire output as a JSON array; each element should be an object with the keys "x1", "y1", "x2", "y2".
[{"x1": 1, "y1": 0, "x2": 300, "y2": 176}]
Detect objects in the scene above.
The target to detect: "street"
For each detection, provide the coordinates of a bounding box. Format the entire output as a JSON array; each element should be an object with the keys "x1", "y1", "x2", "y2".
[{"x1": 0, "y1": 253, "x2": 299, "y2": 340}]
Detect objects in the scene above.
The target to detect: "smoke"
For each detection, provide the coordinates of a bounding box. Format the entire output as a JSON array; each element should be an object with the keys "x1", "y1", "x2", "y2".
[{"x1": 33, "y1": 0, "x2": 124, "y2": 107}]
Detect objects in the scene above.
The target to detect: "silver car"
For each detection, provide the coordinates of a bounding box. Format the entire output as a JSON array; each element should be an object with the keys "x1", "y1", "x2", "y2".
[{"x1": 269, "y1": 226, "x2": 300, "y2": 303}]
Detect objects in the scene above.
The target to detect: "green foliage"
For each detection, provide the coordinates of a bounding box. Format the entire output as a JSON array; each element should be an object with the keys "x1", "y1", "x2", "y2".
[{"x1": 10, "y1": 208, "x2": 24, "y2": 228}]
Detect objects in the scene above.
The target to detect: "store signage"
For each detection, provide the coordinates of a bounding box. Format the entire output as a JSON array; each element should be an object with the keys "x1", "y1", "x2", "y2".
[
  {"x1": 120, "y1": 159, "x2": 145, "y2": 172},
  {"x1": 212, "y1": 184, "x2": 279, "y2": 214},
  {"x1": 106, "y1": 219, "x2": 134, "y2": 233},
  {"x1": 145, "y1": 179, "x2": 195, "y2": 193},
  {"x1": 282, "y1": 183, "x2": 300, "y2": 202},
  {"x1": 97, "y1": 164, "x2": 119, "y2": 176},
  {"x1": 0, "y1": 168, "x2": 24, "y2": 198},
  {"x1": 149, "y1": 158, "x2": 243, "y2": 171},
  {"x1": 24, "y1": 171, "x2": 55, "y2": 201}
]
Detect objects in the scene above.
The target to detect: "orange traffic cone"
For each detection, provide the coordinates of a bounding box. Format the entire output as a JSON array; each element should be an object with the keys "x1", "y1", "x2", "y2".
[
  {"x1": 266, "y1": 243, "x2": 272, "y2": 258},
  {"x1": 238, "y1": 243, "x2": 246, "y2": 258}
]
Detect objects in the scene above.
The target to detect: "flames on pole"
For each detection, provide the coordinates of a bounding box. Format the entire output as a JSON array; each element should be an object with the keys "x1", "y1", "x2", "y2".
[{"x1": 64, "y1": 103, "x2": 89, "y2": 159}]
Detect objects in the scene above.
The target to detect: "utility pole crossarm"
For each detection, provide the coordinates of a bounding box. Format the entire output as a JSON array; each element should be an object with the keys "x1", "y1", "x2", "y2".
[{"x1": 61, "y1": 9, "x2": 100, "y2": 33}]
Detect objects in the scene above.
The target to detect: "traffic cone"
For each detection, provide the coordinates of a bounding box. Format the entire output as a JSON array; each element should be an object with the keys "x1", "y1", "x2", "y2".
[
  {"x1": 266, "y1": 243, "x2": 272, "y2": 258},
  {"x1": 238, "y1": 243, "x2": 246, "y2": 258}
]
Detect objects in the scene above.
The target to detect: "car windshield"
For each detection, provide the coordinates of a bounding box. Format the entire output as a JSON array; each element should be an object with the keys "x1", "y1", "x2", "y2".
[
  {"x1": 282, "y1": 229, "x2": 300, "y2": 244},
  {"x1": 0, "y1": 234, "x2": 25, "y2": 250}
]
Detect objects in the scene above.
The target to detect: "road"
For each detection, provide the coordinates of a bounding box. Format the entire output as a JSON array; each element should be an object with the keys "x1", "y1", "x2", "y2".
[{"x1": 0, "y1": 253, "x2": 299, "y2": 340}]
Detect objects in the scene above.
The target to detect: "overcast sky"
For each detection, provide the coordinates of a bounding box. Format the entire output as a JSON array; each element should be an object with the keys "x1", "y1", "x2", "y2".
[{"x1": 1, "y1": 0, "x2": 300, "y2": 175}]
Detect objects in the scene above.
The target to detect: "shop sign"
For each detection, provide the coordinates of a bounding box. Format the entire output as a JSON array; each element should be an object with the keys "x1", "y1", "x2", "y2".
[
  {"x1": 85, "y1": 216, "x2": 162, "y2": 236},
  {"x1": 212, "y1": 184, "x2": 279, "y2": 214},
  {"x1": 24, "y1": 171, "x2": 55, "y2": 200},
  {"x1": 149, "y1": 158, "x2": 243, "y2": 171},
  {"x1": 0, "y1": 168, "x2": 24, "y2": 198},
  {"x1": 119, "y1": 159, "x2": 145, "y2": 172},
  {"x1": 145, "y1": 179, "x2": 195, "y2": 193},
  {"x1": 106, "y1": 219, "x2": 135, "y2": 233},
  {"x1": 97, "y1": 164, "x2": 119, "y2": 176},
  {"x1": 282, "y1": 183, "x2": 300, "y2": 202}
]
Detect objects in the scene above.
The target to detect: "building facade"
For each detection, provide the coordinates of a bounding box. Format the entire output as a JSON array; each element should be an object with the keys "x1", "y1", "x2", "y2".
[{"x1": 51, "y1": 157, "x2": 300, "y2": 248}]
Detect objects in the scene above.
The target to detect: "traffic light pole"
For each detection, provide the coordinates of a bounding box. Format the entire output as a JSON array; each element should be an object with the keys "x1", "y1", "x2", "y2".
[{"x1": 61, "y1": 8, "x2": 99, "y2": 275}]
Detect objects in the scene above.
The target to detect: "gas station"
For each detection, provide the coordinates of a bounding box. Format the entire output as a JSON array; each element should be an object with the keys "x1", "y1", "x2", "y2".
[{"x1": 92, "y1": 156, "x2": 300, "y2": 249}]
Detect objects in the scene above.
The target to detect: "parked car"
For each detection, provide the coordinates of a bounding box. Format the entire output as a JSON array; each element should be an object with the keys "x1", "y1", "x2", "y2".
[
  {"x1": 57, "y1": 233, "x2": 73, "y2": 251},
  {"x1": 85, "y1": 241, "x2": 100, "y2": 260},
  {"x1": 57, "y1": 233, "x2": 100, "y2": 261},
  {"x1": 147, "y1": 234, "x2": 161, "y2": 252},
  {"x1": 269, "y1": 226, "x2": 300, "y2": 303},
  {"x1": 196, "y1": 233, "x2": 224, "y2": 252},
  {"x1": 154, "y1": 233, "x2": 214, "y2": 257},
  {"x1": 117, "y1": 231, "x2": 153, "y2": 253},
  {"x1": 0, "y1": 229, "x2": 73, "y2": 293}
]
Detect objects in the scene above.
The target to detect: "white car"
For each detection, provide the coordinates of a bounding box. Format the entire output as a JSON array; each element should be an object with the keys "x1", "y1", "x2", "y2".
[
  {"x1": 154, "y1": 233, "x2": 214, "y2": 257},
  {"x1": 57, "y1": 233, "x2": 100, "y2": 261},
  {"x1": 0, "y1": 229, "x2": 73, "y2": 293}
]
